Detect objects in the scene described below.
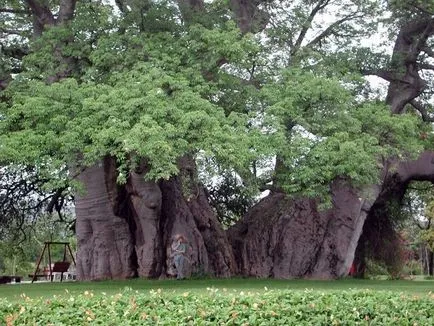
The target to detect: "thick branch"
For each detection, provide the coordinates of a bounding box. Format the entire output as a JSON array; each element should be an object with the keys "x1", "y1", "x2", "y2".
[
  {"x1": 390, "y1": 17, "x2": 434, "y2": 67},
  {"x1": 408, "y1": 19, "x2": 434, "y2": 63},
  {"x1": 57, "y1": 0, "x2": 77, "y2": 24},
  {"x1": 418, "y1": 62, "x2": 434, "y2": 70},
  {"x1": 385, "y1": 17, "x2": 434, "y2": 114},
  {"x1": 24, "y1": 0, "x2": 55, "y2": 24},
  {"x1": 46, "y1": 188, "x2": 66, "y2": 214},
  {"x1": 361, "y1": 69, "x2": 396, "y2": 82},
  {"x1": 422, "y1": 46, "x2": 434, "y2": 58},
  {"x1": 177, "y1": 0, "x2": 204, "y2": 24},
  {"x1": 306, "y1": 13, "x2": 361, "y2": 50},
  {"x1": 410, "y1": 100, "x2": 434, "y2": 122},
  {"x1": 24, "y1": 0, "x2": 55, "y2": 35},
  {"x1": 114, "y1": 0, "x2": 126, "y2": 13},
  {"x1": 397, "y1": 151, "x2": 434, "y2": 183},
  {"x1": 291, "y1": 0, "x2": 330, "y2": 56},
  {"x1": 229, "y1": 0, "x2": 268, "y2": 34}
]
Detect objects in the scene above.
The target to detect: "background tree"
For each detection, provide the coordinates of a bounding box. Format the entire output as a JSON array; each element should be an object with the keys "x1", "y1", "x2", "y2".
[
  {"x1": 418, "y1": 192, "x2": 434, "y2": 275},
  {"x1": 0, "y1": 212, "x2": 75, "y2": 277}
]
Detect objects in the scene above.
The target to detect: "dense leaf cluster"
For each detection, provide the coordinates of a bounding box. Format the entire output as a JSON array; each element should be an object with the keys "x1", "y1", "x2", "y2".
[
  {"x1": 266, "y1": 69, "x2": 424, "y2": 197},
  {"x1": 0, "y1": 0, "x2": 432, "y2": 204},
  {"x1": 0, "y1": 19, "x2": 265, "y2": 184}
]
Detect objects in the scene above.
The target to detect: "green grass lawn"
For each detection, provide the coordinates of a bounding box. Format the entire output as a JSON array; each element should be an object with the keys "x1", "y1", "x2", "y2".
[{"x1": 1, "y1": 278, "x2": 434, "y2": 302}]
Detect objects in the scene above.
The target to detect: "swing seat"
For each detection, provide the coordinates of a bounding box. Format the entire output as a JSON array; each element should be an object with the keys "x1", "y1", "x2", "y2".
[
  {"x1": 28, "y1": 273, "x2": 46, "y2": 278},
  {"x1": 52, "y1": 261, "x2": 70, "y2": 273},
  {"x1": 28, "y1": 267, "x2": 47, "y2": 279},
  {"x1": 30, "y1": 242, "x2": 76, "y2": 283}
]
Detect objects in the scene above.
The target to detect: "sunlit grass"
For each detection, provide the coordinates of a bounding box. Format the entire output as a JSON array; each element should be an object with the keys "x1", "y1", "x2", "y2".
[{"x1": 1, "y1": 277, "x2": 434, "y2": 302}]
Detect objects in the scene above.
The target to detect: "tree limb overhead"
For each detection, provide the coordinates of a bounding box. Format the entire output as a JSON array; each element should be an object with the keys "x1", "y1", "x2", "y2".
[{"x1": 410, "y1": 100, "x2": 434, "y2": 122}]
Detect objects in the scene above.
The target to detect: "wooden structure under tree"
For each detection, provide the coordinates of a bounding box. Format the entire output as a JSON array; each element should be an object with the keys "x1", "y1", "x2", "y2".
[{"x1": 29, "y1": 242, "x2": 76, "y2": 283}]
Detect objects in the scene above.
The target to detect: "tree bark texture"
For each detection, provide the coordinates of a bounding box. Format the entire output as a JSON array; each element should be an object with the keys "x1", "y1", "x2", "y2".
[
  {"x1": 229, "y1": 0, "x2": 269, "y2": 33},
  {"x1": 75, "y1": 157, "x2": 237, "y2": 280},
  {"x1": 75, "y1": 158, "x2": 136, "y2": 280},
  {"x1": 229, "y1": 152, "x2": 434, "y2": 279},
  {"x1": 385, "y1": 17, "x2": 434, "y2": 114},
  {"x1": 228, "y1": 181, "x2": 380, "y2": 278},
  {"x1": 428, "y1": 250, "x2": 434, "y2": 276}
]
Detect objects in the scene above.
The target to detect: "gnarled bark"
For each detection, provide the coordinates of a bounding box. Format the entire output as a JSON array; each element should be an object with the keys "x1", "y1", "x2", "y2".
[
  {"x1": 356, "y1": 151, "x2": 434, "y2": 277},
  {"x1": 385, "y1": 17, "x2": 434, "y2": 113},
  {"x1": 75, "y1": 158, "x2": 136, "y2": 280},
  {"x1": 230, "y1": 151, "x2": 434, "y2": 279},
  {"x1": 75, "y1": 156, "x2": 236, "y2": 280},
  {"x1": 159, "y1": 157, "x2": 237, "y2": 277},
  {"x1": 228, "y1": 11, "x2": 434, "y2": 279},
  {"x1": 125, "y1": 166, "x2": 163, "y2": 277},
  {"x1": 229, "y1": 181, "x2": 380, "y2": 278}
]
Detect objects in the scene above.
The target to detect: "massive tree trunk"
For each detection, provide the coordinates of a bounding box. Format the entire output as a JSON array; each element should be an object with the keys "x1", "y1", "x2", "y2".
[
  {"x1": 228, "y1": 13, "x2": 434, "y2": 279},
  {"x1": 75, "y1": 156, "x2": 237, "y2": 280},
  {"x1": 230, "y1": 152, "x2": 434, "y2": 279},
  {"x1": 228, "y1": 181, "x2": 380, "y2": 278},
  {"x1": 75, "y1": 158, "x2": 136, "y2": 280},
  {"x1": 160, "y1": 175, "x2": 237, "y2": 277},
  {"x1": 125, "y1": 163, "x2": 163, "y2": 277},
  {"x1": 75, "y1": 0, "x2": 257, "y2": 281},
  {"x1": 358, "y1": 152, "x2": 434, "y2": 277}
]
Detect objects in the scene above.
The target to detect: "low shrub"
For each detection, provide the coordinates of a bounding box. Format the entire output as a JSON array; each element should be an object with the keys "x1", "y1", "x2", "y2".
[
  {"x1": 403, "y1": 260, "x2": 423, "y2": 276},
  {"x1": 1, "y1": 288, "x2": 434, "y2": 325}
]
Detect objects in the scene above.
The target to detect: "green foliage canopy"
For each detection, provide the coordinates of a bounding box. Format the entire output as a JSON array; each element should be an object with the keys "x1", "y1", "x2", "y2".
[
  {"x1": 1, "y1": 20, "x2": 264, "y2": 183},
  {"x1": 0, "y1": 0, "x2": 431, "y2": 201}
]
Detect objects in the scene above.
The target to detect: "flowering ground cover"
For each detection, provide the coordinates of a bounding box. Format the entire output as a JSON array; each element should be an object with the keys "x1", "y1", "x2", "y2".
[{"x1": 1, "y1": 279, "x2": 434, "y2": 325}]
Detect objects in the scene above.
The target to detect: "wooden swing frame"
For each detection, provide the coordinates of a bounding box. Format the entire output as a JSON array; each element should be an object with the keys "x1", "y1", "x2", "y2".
[{"x1": 30, "y1": 241, "x2": 76, "y2": 283}]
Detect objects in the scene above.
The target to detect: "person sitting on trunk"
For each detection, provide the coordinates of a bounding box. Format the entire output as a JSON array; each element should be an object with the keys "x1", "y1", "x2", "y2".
[{"x1": 171, "y1": 234, "x2": 189, "y2": 280}]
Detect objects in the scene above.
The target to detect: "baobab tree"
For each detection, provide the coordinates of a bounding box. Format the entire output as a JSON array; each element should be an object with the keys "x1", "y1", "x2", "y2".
[{"x1": 1, "y1": 0, "x2": 433, "y2": 280}]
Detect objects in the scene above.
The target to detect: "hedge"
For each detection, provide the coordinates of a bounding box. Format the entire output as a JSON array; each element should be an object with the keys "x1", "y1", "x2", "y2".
[{"x1": 1, "y1": 288, "x2": 434, "y2": 325}]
